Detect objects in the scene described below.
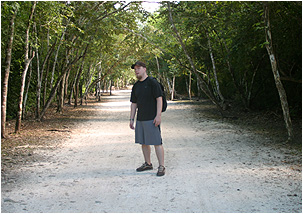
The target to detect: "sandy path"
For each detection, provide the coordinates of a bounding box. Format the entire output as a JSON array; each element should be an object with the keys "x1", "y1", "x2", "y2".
[{"x1": 1, "y1": 90, "x2": 301, "y2": 213}]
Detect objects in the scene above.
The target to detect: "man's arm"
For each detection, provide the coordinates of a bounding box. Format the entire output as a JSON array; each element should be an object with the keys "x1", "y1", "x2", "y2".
[
  {"x1": 153, "y1": 97, "x2": 162, "y2": 127},
  {"x1": 129, "y1": 102, "x2": 137, "y2": 129}
]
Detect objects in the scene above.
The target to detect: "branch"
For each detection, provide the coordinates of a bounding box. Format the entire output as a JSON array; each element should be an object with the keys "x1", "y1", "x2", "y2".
[
  {"x1": 280, "y1": 76, "x2": 302, "y2": 84},
  {"x1": 123, "y1": 27, "x2": 166, "y2": 53},
  {"x1": 97, "y1": 2, "x2": 133, "y2": 21}
]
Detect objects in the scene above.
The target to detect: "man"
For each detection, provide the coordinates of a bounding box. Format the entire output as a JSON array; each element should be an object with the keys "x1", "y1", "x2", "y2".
[{"x1": 129, "y1": 61, "x2": 165, "y2": 176}]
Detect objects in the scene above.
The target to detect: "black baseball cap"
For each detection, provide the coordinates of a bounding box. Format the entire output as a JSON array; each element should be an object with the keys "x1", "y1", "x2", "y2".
[{"x1": 131, "y1": 61, "x2": 146, "y2": 69}]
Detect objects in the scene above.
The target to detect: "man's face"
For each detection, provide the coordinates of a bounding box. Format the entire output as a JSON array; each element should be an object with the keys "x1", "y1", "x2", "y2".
[{"x1": 134, "y1": 65, "x2": 146, "y2": 80}]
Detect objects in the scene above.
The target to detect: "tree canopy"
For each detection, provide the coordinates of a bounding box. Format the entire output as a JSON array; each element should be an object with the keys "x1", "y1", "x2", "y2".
[{"x1": 1, "y1": 1, "x2": 301, "y2": 140}]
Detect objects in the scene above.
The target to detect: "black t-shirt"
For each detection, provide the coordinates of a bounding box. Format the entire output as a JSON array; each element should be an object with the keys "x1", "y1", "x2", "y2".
[{"x1": 130, "y1": 77, "x2": 163, "y2": 121}]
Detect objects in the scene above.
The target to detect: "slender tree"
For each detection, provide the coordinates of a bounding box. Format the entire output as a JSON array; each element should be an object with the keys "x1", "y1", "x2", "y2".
[
  {"x1": 15, "y1": 1, "x2": 36, "y2": 133},
  {"x1": 263, "y1": 2, "x2": 293, "y2": 140},
  {"x1": 206, "y1": 30, "x2": 225, "y2": 104},
  {"x1": 1, "y1": 4, "x2": 18, "y2": 137}
]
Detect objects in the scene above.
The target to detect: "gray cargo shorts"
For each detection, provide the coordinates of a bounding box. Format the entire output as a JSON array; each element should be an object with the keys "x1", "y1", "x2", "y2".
[{"x1": 135, "y1": 120, "x2": 162, "y2": 145}]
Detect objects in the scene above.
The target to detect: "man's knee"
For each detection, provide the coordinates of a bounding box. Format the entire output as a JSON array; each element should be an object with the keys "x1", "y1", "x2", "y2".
[{"x1": 154, "y1": 145, "x2": 163, "y2": 150}]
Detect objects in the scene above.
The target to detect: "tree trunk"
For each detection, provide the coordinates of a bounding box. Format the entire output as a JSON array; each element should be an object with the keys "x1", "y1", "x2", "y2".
[
  {"x1": 246, "y1": 58, "x2": 263, "y2": 107},
  {"x1": 57, "y1": 72, "x2": 66, "y2": 113},
  {"x1": 109, "y1": 80, "x2": 112, "y2": 95},
  {"x1": 155, "y1": 56, "x2": 161, "y2": 80},
  {"x1": 69, "y1": 74, "x2": 77, "y2": 105},
  {"x1": 263, "y1": 3, "x2": 293, "y2": 141},
  {"x1": 74, "y1": 44, "x2": 89, "y2": 107},
  {"x1": 34, "y1": 22, "x2": 41, "y2": 119},
  {"x1": 2, "y1": 9, "x2": 17, "y2": 138},
  {"x1": 196, "y1": 75, "x2": 201, "y2": 98},
  {"x1": 65, "y1": 69, "x2": 70, "y2": 98},
  {"x1": 43, "y1": 59, "x2": 50, "y2": 106},
  {"x1": 70, "y1": 64, "x2": 81, "y2": 105},
  {"x1": 50, "y1": 27, "x2": 66, "y2": 90},
  {"x1": 82, "y1": 63, "x2": 93, "y2": 103},
  {"x1": 75, "y1": 60, "x2": 85, "y2": 107},
  {"x1": 188, "y1": 70, "x2": 192, "y2": 100},
  {"x1": 206, "y1": 31, "x2": 224, "y2": 103},
  {"x1": 97, "y1": 71, "x2": 102, "y2": 101},
  {"x1": 172, "y1": 75, "x2": 175, "y2": 100},
  {"x1": 15, "y1": 1, "x2": 36, "y2": 133},
  {"x1": 23, "y1": 48, "x2": 34, "y2": 119}
]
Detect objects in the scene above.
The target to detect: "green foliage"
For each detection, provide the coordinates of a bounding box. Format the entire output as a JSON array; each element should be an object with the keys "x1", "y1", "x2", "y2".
[
  {"x1": 1, "y1": 1, "x2": 301, "y2": 120},
  {"x1": 145, "y1": 1, "x2": 301, "y2": 115}
]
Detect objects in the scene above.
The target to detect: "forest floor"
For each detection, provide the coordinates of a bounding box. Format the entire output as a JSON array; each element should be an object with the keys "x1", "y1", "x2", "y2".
[{"x1": 1, "y1": 90, "x2": 302, "y2": 213}]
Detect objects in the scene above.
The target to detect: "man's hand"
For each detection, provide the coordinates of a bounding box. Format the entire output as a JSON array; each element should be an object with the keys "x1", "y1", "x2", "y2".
[
  {"x1": 129, "y1": 103, "x2": 137, "y2": 130},
  {"x1": 153, "y1": 115, "x2": 161, "y2": 127},
  {"x1": 153, "y1": 96, "x2": 162, "y2": 127},
  {"x1": 129, "y1": 120, "x2": 135, "y2": 130}
]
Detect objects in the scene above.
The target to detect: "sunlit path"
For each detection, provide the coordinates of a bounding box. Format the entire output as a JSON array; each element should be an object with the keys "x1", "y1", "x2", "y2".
[{"x1": 2, "y1": 90, "x2": 301, "y2": 213}]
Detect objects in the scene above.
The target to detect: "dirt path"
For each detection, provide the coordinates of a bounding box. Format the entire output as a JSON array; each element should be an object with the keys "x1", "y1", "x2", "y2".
[{"x1": 1, "y1": 90, "x2": 301, "y2": 213}]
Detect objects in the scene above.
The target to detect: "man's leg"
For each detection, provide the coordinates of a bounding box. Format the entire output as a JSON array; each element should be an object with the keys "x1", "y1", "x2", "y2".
[
  {"x1": 142, "y1": 144, "x2": 151, "y2": 164},
  {"x1": 154, "y1": 145, "x2": 164, "y2": 166}
]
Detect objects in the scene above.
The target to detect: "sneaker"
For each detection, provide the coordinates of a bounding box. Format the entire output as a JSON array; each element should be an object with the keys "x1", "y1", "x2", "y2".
[
  {"x1": 157, "y1": 165, "x2": 165, "y2": 176},
  {"x1": 136, "y1": 162, "x2": 153, "y2": 172}
]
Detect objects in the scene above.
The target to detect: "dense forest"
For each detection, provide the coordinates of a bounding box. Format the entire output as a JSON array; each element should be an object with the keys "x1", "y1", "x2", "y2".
[{"x1": 1, "y1": 1, "x2": 301, "y2": 140}]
